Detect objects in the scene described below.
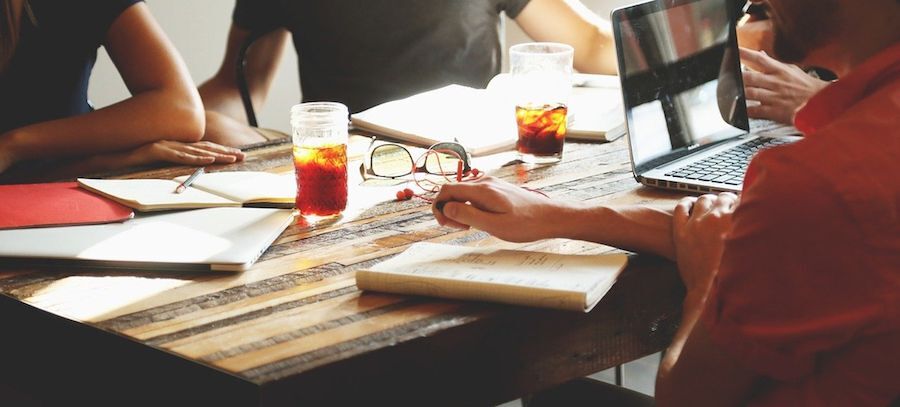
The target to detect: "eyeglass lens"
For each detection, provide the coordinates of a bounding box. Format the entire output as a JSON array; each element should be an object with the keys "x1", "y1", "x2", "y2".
[
  {"x1": 370, "y1": 144, "x2": 414, "y2": 177},
  {"x1": 370, "y1": 142, "x2": 470, "y2": 178}
]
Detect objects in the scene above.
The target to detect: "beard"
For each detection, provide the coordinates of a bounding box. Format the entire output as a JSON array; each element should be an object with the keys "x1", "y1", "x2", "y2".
[
  {"x1": 765, "y1": 0, "x2": 836, "y2": 64},
  {"x1": 771, "y1": 24, "x2": 808, "y2": 63}
]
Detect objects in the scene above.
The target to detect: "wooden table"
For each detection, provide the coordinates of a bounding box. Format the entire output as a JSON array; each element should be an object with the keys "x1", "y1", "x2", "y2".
[{"x1": 0, "y1": 138, "x2": 686, "y2": 406}]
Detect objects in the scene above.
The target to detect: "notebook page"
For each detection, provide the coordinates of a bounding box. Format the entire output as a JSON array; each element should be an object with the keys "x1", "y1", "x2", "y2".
[
  {"x1": 173, "y1": 171, "x2": 296, "y2": 204},
  {"x1": 78, "y1": 178, "x2": 238, "y2": 211},
  {"x1": 368, "y1": 242, "x2": 625, "y2": 294}
]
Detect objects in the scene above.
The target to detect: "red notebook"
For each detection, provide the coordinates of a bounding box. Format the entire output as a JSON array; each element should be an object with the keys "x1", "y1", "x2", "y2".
[{"x1": 0, "y1": 182, "x2": 134, "y2": 230}]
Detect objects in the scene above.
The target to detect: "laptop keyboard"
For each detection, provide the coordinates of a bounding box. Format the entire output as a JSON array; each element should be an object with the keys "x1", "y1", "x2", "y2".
[{"x1": 664, "y1": 137, "x2": 792, "y2": 186}]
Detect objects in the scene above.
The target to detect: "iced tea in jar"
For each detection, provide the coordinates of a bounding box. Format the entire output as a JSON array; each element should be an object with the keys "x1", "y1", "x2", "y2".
[
  {"x1": 291, "y1": 102, "x2": 349, "y2": 217},
  {"x1": 509, "y1": 43, "x2": 574, "y2": 164}
]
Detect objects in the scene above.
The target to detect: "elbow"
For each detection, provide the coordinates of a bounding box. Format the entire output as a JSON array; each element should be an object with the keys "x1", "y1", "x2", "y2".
[
  {"x1": 166, "y1": 90, "x2": 206, "y2": 143},
  {"x1": 575, "y1": 29, "x2": 618, "y2": 75}
]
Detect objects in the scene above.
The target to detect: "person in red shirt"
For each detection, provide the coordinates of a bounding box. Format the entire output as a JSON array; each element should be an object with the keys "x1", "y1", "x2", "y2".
[{"x1": 431, "y1": 0, "x2": 900, "y2": 405}]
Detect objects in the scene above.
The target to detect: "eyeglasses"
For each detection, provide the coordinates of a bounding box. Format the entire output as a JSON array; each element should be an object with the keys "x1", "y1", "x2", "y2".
[{"x1": 361, "y1": 139, "x2": 473, "y2": 181}]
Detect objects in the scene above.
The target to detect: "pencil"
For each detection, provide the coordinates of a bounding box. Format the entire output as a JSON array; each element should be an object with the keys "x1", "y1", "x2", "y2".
[{"x1": 174, "y1": 167, "x2": 205, "y2": 194}]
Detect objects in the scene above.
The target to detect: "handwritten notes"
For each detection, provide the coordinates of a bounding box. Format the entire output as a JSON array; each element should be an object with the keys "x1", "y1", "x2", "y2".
[{"x1": 356, "y1": 243, "x2": 629, "y2": 312}]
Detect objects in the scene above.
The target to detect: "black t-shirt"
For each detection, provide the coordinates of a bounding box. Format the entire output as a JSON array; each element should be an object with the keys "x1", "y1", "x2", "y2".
[
  {"x1": 233, "y1": 0, "x2": 532, "y2": 113},
  {"x1": 0, "y1": 0, "x2": 141, "y2": 134}
]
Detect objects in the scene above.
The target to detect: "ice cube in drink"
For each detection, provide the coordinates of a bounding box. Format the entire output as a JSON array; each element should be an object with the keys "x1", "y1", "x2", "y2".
[
  {"x1": 293, "y1": 143, "x2": 348, "y2": 217},
  {"x1": 515, "y1": 103, "x2": 567, "y2": 163}
]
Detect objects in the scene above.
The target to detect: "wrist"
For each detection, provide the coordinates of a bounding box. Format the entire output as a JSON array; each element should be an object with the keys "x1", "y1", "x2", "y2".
[
  {"x1": 552, "y1": 201, "x2": 594, "y2": 241},
  {"x1": 0, "y1": 130, "x2": 26, "y2": 168}
]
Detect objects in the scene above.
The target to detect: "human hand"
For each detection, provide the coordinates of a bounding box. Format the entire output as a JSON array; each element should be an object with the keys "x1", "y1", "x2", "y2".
[
  {"x1": 672, "y1": 193, "x2": 739, "y2": 296},
  {"x1": 736, "y1": 18, "x2": 773, "y2": 54},
  {"x1": 432, "y1": 176, "x2": 559, "y2": 243},
  {"x1": 740, "y1": 48, "x2": 831, "y2": 124},
  {"x1": 86, "y1": 140, "x2": 246, "y2": 171},
  {"x1": 203, "y1": 110, "x2": 267, "y2": 148}
]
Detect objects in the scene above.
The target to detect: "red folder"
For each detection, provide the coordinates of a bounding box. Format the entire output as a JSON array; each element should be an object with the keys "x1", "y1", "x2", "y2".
[{"x1": 0, "y1": 182, "x2": 134, "y2": 230}]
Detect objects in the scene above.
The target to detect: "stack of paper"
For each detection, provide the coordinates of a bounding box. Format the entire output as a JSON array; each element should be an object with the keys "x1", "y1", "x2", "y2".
[
  {"x1": 351, "y1": 75, "x2": 625, "y2": 157},
  {"x1": 356, "y1": 242, "x2": 629, "y2": 312}
]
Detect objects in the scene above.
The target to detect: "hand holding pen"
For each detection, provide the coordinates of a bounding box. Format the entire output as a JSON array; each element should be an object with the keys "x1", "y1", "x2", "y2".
[{"x1": 174, "y1": 167, "x2": 205, "y2": 194}]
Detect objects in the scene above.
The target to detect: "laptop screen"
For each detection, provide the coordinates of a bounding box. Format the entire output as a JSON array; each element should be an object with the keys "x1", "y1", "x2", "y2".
[{"x1": 613, "y1": 0, "x2": 749, "y2": 174}]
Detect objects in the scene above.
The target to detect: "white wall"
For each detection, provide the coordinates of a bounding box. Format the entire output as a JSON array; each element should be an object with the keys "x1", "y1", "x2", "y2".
[
  {"x1": 88, "y1": 0, "x2": 300, "y2": 133},
  {"x1": 89, "y1": 0, "x2": 633, "y2": 134}
]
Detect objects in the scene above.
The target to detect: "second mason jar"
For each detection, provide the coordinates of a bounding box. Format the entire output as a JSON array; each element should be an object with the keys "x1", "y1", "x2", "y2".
[{"x1": 291, "y1": 102, "x2": 349, "y2": 217}]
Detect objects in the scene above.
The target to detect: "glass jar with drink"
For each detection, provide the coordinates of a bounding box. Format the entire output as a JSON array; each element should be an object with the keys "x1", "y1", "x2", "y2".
[
  {"x1": 291, "y1": 102, "x2": 349, "y2": 218},
  {"x1": 509, "y1": 43, "x2": 574, "y2": 164}
]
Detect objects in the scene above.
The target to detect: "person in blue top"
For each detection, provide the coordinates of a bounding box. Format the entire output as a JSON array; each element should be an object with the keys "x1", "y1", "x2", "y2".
[{"x1": 0, "y1": 0, "x2": 244, "y2": 177}]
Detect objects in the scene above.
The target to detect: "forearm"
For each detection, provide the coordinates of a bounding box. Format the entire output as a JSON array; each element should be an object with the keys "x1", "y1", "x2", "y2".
[
  {"x1": 573, "y1": 21, "x2": 617, "y2": 75},
  {"x1": 3, "y1": 89, "x2": 204, "y2": 162},
  {"x1": 556, "y1": 203, "x2": 675, "y2": 259},
  {"x1": 515, "y1": 0, "x2": 618, "y2": 75},
  {"x1": 199, "y1": 27, "x2": 290, "y2": 123},
  {"x1": 199, "y1": 77, "x2": 248, "y2": 121}
]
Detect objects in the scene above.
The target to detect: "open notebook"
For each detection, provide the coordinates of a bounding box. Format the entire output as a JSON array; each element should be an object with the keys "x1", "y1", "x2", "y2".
[
  {"x1": 356, "y1": 242, "x2": 629, "y2": 312},
  {"x1": 0, "y1": 207, "x2": 294, "y2": 272},
  {"x1": 351, "y1": 75, "x2": 625, "y2": 157},
  {"x1": 78, "y1": 171, "x2": 296, "y2": 212}
]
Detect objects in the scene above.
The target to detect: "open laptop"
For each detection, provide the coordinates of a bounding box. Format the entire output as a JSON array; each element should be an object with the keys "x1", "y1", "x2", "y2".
[
  {"x1": 0, "y1": 207, "x2": 294, "y2": 272},
  {"x1": 611, "y1": 0, "x2": 801, "y2": 193}
]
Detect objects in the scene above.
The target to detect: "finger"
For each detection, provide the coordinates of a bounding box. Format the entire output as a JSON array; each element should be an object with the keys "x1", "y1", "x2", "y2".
[
  {"x1": 741, "y1": 70, "x2": 777, "y2": 90},
  {"x1": 739, "y1": 47, "x2": 777, "y2": 74},
  {"x1": 743, "y1": 86, "x2": 778, "y2": 103},
  {"x1": 692, "y1": 194, "x2": 716, "y2": 217},
  {"x1": 441, "y1": 201, "x2": 491, "y2": 232},
  {"x1": 432, "y1": 181, "x2": 508, "y2": 222},
  {"x1": 673, "y1": 197, "x2": 696, "y2": 233},
  {"x1": 746, "y1": 103, "x2": 789, "y2": 123},
  {"x1": 432, "y1": 183, "x2": 481, "y2": 227},
  {"x1": 180, "y1": 145, "x2": 239, "y2": 163},
  {"x1": 195, "y1": 141, "x2": 247, "y2": 159},
  {"x1": 160, "y1": 149, "x2": 217, "y2": 165},
  {"x1": 713, "y1": 192, "x2": 739, "y2": 211},
  {"x1": 435, "y1": 202, "x2": 472, "y2": 230}
]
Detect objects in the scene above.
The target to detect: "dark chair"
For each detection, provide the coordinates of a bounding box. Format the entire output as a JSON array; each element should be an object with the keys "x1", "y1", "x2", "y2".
[
  {"x1": 236, "y1": 31, "x2": 267, "y2": 128},
  {"x1": 235, "y1": 31, "x2": 290, "y2": 148}
]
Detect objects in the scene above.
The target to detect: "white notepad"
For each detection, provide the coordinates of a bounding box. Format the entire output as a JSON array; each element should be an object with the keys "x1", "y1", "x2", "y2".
[
  {"x1": 0, "y1": 207, "x2": 294, "y2": 271},
  {"x1": 78, "y1": 171, "x2": 296, "y2": 212},
  {"x1": 356, "y1": 242, "x2": 629, "y2": 312}
]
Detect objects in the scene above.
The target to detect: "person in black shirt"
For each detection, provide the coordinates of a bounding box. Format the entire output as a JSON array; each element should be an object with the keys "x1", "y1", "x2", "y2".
[
  {"x1": 0, "y1": 0, "x2": 244, "y2": 177},
  {"x1": 199, "y1": 0, "x2": 618, "y2": 147}
]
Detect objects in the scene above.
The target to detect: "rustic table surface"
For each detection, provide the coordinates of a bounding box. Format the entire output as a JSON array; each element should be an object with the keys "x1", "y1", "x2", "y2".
[{"x1": 0, "y1": 137, "x2": 687, "y2": 406}]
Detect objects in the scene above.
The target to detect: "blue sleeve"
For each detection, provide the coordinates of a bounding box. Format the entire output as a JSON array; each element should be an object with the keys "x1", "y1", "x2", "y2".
[{"x1": 85, "y1": 0, "x2": 143, "y2": 44}]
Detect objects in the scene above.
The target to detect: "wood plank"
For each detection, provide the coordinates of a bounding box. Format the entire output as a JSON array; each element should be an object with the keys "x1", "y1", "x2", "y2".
[
  {"x1": 160, "y1": 292, "x2": 407, "y2": 357},
  {"x1": 214, "y1": 301, "x2": 464, "y2": 373},
  {"x1": 123, "y1": 273, "x2": 358, "y2": 339},
  {"x1": 169, "y1": 293, "x2": 412, "y2": 360}
]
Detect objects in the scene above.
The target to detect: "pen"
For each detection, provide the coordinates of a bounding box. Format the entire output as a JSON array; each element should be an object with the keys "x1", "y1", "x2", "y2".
[{"x1": 174, "y1": 167, "x2": 205, "y2": 194}]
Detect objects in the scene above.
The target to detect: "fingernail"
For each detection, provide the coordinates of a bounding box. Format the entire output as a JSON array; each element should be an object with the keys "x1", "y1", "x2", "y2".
[{"x1": 442, "y1": 203, "x2": 457, "y2": 218}]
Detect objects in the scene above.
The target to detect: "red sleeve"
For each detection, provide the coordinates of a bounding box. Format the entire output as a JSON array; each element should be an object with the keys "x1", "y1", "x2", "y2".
[{"x1": 702, "y1": 149, "x2": 883, "y2": 381}]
